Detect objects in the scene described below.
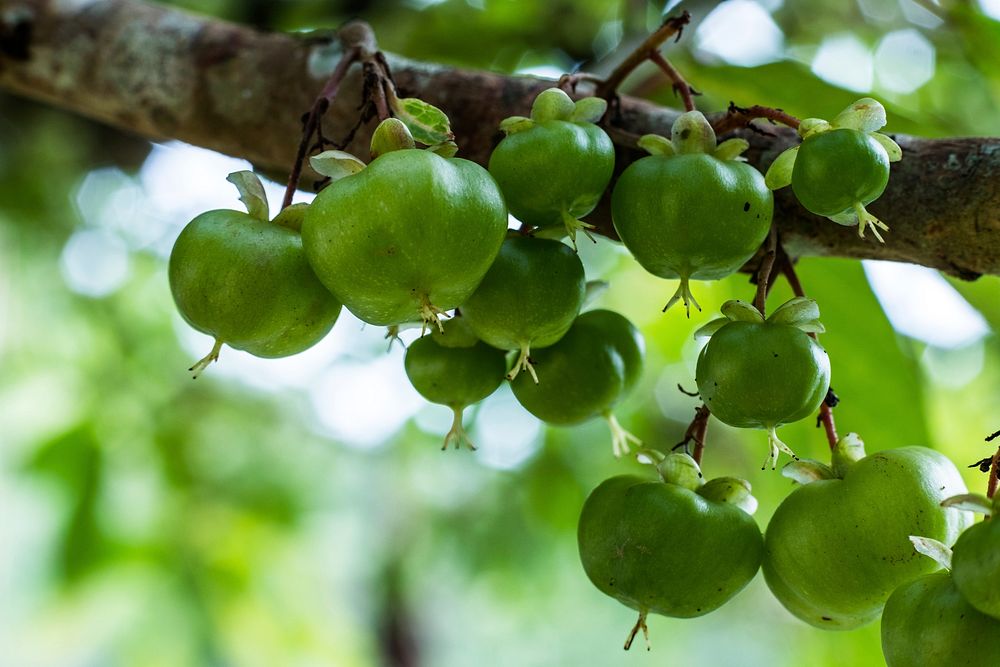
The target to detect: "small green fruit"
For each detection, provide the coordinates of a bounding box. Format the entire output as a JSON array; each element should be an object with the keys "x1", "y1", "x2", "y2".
[
  {"x1": 578, "y1": 455, "x2": 763, "y2": 647},
  {"x1": 763, "y1": 436, "x2": 972, "y2": 630},
  {"x1": 950, "y1": 496, "x2": 1000, "y2": 620},
  {"x1": 510, "y1": 309, "x2": 643, "y2": 457},
  {"x1": 489, "y1": 88, "x2": 614, "y2": 245},
  {"x1": 460, "y1": 236, "x2": 586, "y2": 382},
  {"x1": 404, "y1": 318, "x2": 507, "y2": 450},
  {"x1": 881, "y1": 572, "x2": 1000, "y2": 667},
  {"x1": 168, "y1": 172, "x2": 341, "y2": 376}
]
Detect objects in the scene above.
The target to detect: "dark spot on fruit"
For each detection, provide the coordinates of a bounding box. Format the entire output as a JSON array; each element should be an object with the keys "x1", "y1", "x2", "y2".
[
  {"x1": 717, "y1": 587, "x2": 722, "y2": 592},
  {"x1": 680, "y1": 129, "x2": 691, "y2": 139},
  {"x1": 743, "y1": 202, "x2": 750, "y2": 212},
  {"x1": 773, "y1": 352, "x2": 778, "y2": 357},
  {"x1": 821, "y1": 616, "x2": 832, "y2": 622},
  {"x1": 609, "y1": 577, "x2": 616, "y2": 587}
]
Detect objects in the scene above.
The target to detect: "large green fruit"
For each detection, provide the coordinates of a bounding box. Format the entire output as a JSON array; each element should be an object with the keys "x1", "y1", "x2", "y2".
[
  {"x1": 611, "y1": 111, "x2": 772, "y2": 314},
  {"x1": 460, "y1": 236, "x2": 585, "y2": 382},
  {"x1": 510, "y1": 309, "x2": 644, "y2": 456},
  {"x1": 404, "y1": 318, "x2": 506, "y2": 450},
  {"x1": 578, "y1": 455, "x2": 762, "y2": 647},
  {"x1": 488, "y1": 88, "x2": 614, "y2": 244},
  {"x1": 302, "y1": 134, "x2": 507, "y2": 329},
  {"x1": 168, "y1": 172, "x2": 341, "y2": 375},
  {"x1": 950, "y1": 494, "x2": 1000, "y2": 620},
  {"x1": 881, "y1": 572, "x2": 1000, "y2": 667},
  {"x1": 694, "y1": 298, "x2": 830, "y2": 467},
  {"x1": 763, "y1": 435, "x2": 972, "y2": 630}
]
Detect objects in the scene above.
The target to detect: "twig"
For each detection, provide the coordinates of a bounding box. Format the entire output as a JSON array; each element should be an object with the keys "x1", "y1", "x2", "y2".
[
  {"x1": 672, "y1": 405, "x2": 711, "y2": 465},
  {"x1": 989, "y1": 445, "x2": 1000, "y2": 499},
  {"x1": 596, "y1": 12, "x2": 691, "y2": 99},
  {"x1": 780, "y1": 249, "x2": 839, "y2": 449},
  {"x1": 712, "y1": 102, "x2": 801, "y2": 136},
  {"x1": 987, "y1": 429, "x2": 1000, "y2": 442},
  {"x1": 752, "y1": 226, "x2": 779, "y2": 315},
  {"x1": 647, "y1": 50, "x2": 697, "y2": 112}
]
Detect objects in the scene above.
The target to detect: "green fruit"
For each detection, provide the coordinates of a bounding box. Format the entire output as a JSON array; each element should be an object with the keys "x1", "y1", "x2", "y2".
[
  {"x1": 404, "y1": 318, "x2": 507, "y2": 450},
  {"x1": 302, "y1": 133, "x2": 507, "y2": 329},
  {"x1": 694, "y1": 298, "x2": 830, "y2": 467},
  {"x1": 792, "y1": 128, "x2": 889, "y2": 217},
  {"x1": 168, "y1": 172, "x2": 341, "y2": 376},
  {"x1": 489, "y1": 88, "x2": 614, "y2": 245},
  {"x1": 951, "y1": 509, "x2": 1000, "y2": 620},
  {"x1": 763, "y1": 436, "x2": 972, "y2": 630},
  {"x1": 578, "y1": 455, "x2": 762, "y2": 647},
  {"x1": 881, "y1": 572, "x2": 1000, "y2": 667},
  {"x1": 611, "y1": 111, "x2": 773, "y2": 314},
  {"x1": 765, "y1": 98, "x2": 902, "y2": 242},
  {"x1": 510, "y1": 309, "x2": 644, "y2": 456},
  {"x1": 460, "y1": 236, "x2": 586, "y2": 382}
]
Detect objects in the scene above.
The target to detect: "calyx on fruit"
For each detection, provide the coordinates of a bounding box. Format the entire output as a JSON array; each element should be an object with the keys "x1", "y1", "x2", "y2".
[
  {"x1": 694, "y1": 297, "x2": 829, "y2": 469},
  {"x1": 489, "y1": 88, "x2": 614, "y2": 246},
  {"x1": 611, "y1": 110, "x2": 773, "y2": 315},
  {"x1": 765, "y1": 98, "x2": 902, "y2": 243},
  {"x1": 403, "y1": 317, "x2": 507, "y2": 450},
  {"x1": 460, "y1": 236, "x2": 586, "y2": 382},
  {"x1": 940, "y1": 491, "x2": 1000, "y2": 620},
  {"x1": 168, "y1": 171, "x2": 342, "y2": 377},
  {"x1": 302, "y1": 118, "x2": 507, "y2": 331},
  {"x1": 509, "y1": 309, "x2": 644, "y2": 457},
  {"x1": 762, "y1": 434, "x2": 972, "y2": 630},
  {"x1": 577, "y1": 453, "x2": 763, "y2": 649}
]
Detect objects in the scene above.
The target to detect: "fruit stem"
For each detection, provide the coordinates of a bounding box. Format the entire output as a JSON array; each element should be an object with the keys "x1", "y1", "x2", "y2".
[
  {"x1": 711, "y1": 102, "x2": 801, "y2": 135},
  {"x1": 189, "y1": 338, "x2": 224, "y2": 379},
  {"x1": 988, "y1": 444, "x2": 1000, "y2": 500},
  {"x1": 605, "y1": 411, "x2": 642, "y2": 458},
  {"x1": 662, "y1": 276, "x2": 701, "y2": 318},
  {"x1": 752, "y1": 225, "x2": 779, "y2": 316},
  {"x1": 596, "y1": 12, "x2": 691, "y2": 100},
  {"x1": 852, "y1": 202, "x2": 889, "y2": 244},
  {"x1": 506, "y1": 344, "x2": 538, "y2": 384},
  {"x1": 763, "y1": 426, "x2": 799, "y2": 470},
  {"x1": 648, "y1": 50, "x2": 696, "y2": 112},
  {"x1": 673, "y1": 404, "x2": 711, "y2": 464},
  {"x1": 560, "y1": 210, "x2": 597, "y2": 250},
  {"x1": 623, "y1": 610, "x2": 649, "y2": 651},
  {"x1": 419, "y1": 296, "x2": 446, "y2": 335},
  {"x1": 779, "y1": 245, "x2": 840, "y2": 450},
  {"x1": 443, "y1": 406, "x2": 476, "y2": 451}
]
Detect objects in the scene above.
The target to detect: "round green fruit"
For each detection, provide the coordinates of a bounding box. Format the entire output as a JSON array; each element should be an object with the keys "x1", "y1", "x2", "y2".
[
  {"x1": 951, "y1": 505, "x2": 1000, "y2": 620},
  {"x1": 694, "y1": 298, "x2": 830, "y2": 467},
  {"x1": 611, "y1": 112, "x2": 773, "y2": 314},
  {"x1": 460, "y1": 236, "x2": 586, "y2": 382},
  {"x1": 169, "y1": 173, "x2": 341, "y2": 375},
  {"x1": 404, "y1": 318, "x2": 507, "y2": 450},
  {"x1": 578, "y1": 455, "x2": 762, "y2": 647},
  {"x1": 793, "y1": 128, "x2": 890, "y2": 219},
  {"x1": 488, "y1": 88, "x2": 614, "y2": 244},
  {"x1": 763, "y1": 436, "x2": 972, "y2": 630},
  {"x1": 881, "y1": 572, "x2": 1000, "y2": 667},
  {"x1": 510, "y1": 309, "x2": 644, "y2": 456},
  {"x1": 302, "y1": 141, "x2": 507, "y2": 329}
]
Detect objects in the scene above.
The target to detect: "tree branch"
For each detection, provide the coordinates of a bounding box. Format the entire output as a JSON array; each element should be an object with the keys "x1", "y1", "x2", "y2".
[{"x1": 2, "y1": 0, "x2": 999, "y2": 277}]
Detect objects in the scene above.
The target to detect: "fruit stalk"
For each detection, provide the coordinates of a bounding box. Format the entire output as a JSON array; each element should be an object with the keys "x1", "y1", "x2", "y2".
[
  {"x1": 988, "y1": 444, "x2": 1000, "y2": 500},
  {"x1": 752, "y1": 225, "x2": 779, "y2": 316},
  {"x1": 711, "y1": 103, "x2": 802, "y2": 136},
  {"x1": 595, "y1": 12, "x2": 691, "y2": 100}
]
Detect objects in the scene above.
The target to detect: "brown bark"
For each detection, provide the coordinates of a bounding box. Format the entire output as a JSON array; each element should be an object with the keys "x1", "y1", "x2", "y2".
[{"x1": 2, "y1": 0, "x2": 999, "y2": 277}]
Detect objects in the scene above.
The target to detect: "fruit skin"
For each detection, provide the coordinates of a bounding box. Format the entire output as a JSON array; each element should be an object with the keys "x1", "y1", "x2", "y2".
[
  {"x1": 696, "y1": 320, "x2": 830, "y2": 430},
  {"x1": 792, "y1": 128, "x2": 890, "y2": 218},
  {"x1": 460, "y1": 236, "x2": 585, "y2": 379},
  {"x1": 611, "y1": 152, "x2": 773, "y2": 282},
  {"x1": 763, "y1": 446, "x2": 972, "y2": 630},
  {"x1": 510, "y1": 309, "x2": 643, "y2": 424},
  {"x1": 881, "y1": 572, "x2": 1000, "y2": 667},
  {"x1": 302, "y1": 149, "x2": 507, "y2": 326},
  {"x1": 404, "y1": 320, "x2": 506, "y2": 409},
  {"x1": 951, "y1": 514, "x2": 1000, "y2": 620},
  {"x1": 169, "y1": 209, "x2": 341, "y2": 357},
  {"x1": 578, "y1": 474, "x2": 763, "y2": 618},
  {"x1": 488, "y1": 120, "x2": 614, "y2": 229}
]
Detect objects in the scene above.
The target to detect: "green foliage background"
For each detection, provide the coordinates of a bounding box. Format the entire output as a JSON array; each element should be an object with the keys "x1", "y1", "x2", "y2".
[{"x1": 2, "y1": 1, "x2": 999, "y2": 665}]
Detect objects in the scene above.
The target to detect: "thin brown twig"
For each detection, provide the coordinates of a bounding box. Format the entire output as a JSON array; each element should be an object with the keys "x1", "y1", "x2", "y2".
[
  {"x1": 780, "y1": 249, "x2": 839, "y2": 449},
  {"x1": 673, "y1": 405, "x2": 711, "y2": 465},
  {"x1": 647, "y1": 50, "x2": 697, "y2": 112},
  {"x1": 712, "y1": 102, "x2": 801, "y2": 136},
  {"x1": 752, "y1": 226, "x2": 779, "y2": 315},
  {"x1": 988, "y1": 445, "x2": 1000, "y2": 499},
  {"x1": 596, "y1": 11, "x2": 691, "y2": 99}
]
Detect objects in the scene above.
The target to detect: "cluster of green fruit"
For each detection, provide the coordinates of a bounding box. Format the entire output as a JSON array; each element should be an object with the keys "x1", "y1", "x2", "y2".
[{"x1": 579, "y1": 434, "x2": 983, "y2": 661}]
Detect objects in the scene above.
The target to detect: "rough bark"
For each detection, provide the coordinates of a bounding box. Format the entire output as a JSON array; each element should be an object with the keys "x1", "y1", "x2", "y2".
[{"x1": 1, "y1": 0, "x2": 999, "y2": 278}]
